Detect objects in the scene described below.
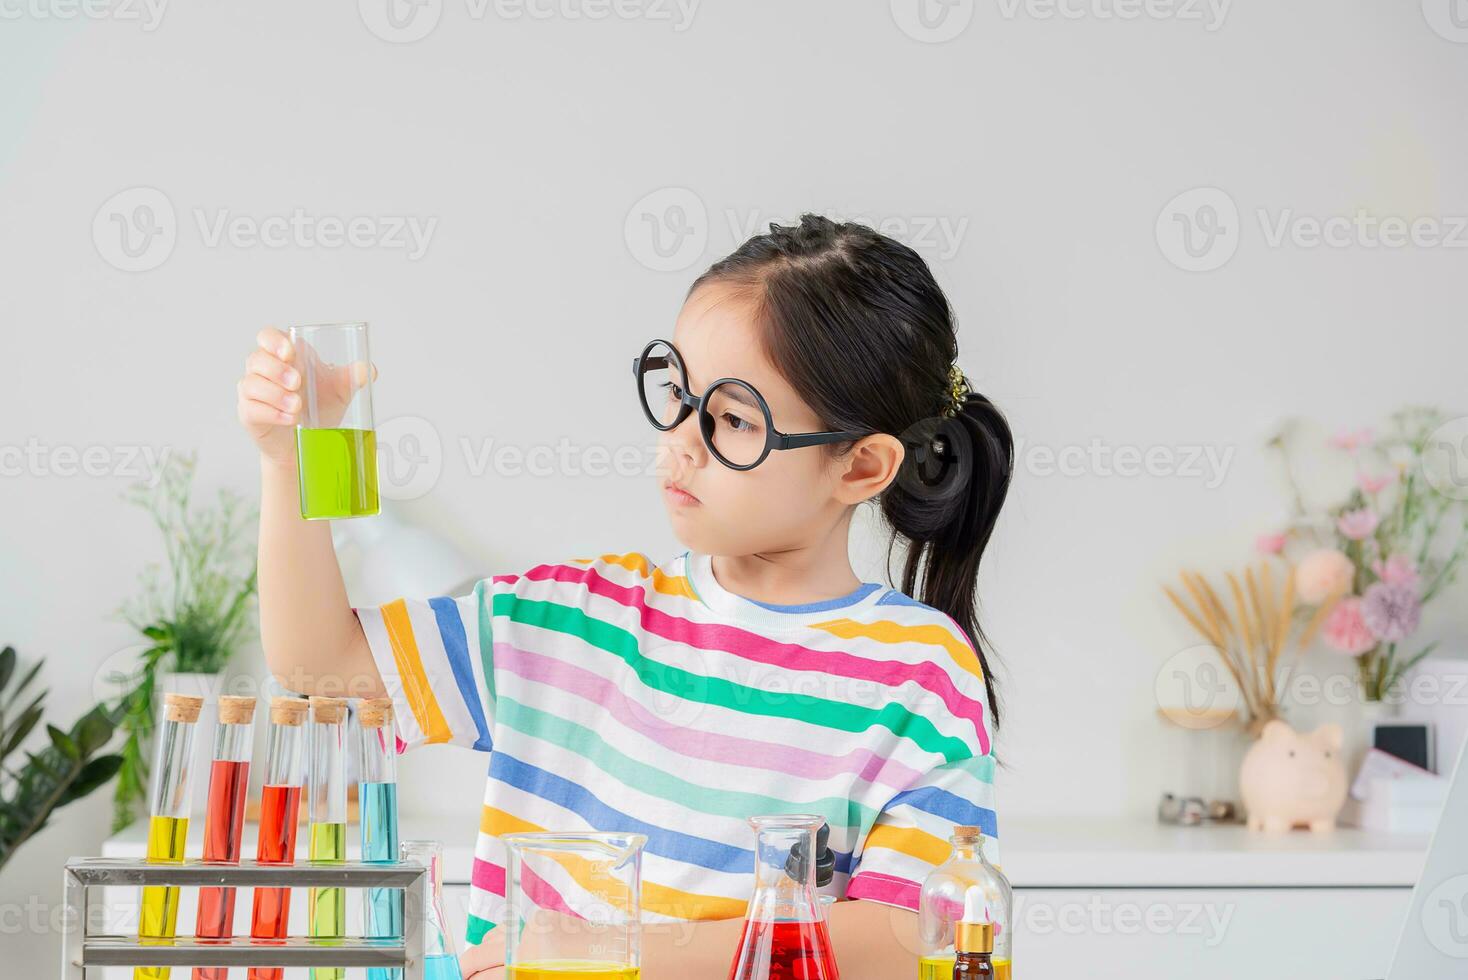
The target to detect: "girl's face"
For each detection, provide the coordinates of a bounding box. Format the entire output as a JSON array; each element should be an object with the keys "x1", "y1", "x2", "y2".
[{"x1": 655, "y1": 282, "x2": 876, "y2": 557}]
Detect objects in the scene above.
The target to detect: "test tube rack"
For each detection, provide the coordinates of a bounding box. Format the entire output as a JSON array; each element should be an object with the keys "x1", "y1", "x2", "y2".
[{"x1": 61, "y1": 857, "x2": 428, "y2": 979}]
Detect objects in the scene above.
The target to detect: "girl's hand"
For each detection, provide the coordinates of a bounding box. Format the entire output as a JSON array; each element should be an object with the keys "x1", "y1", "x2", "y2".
[
  {"x1": 460, "y1": 928, "x2": 507, "y2": 979},
  {"x1": 236, "y1": 326, "x2": 375, "y2": 468}
]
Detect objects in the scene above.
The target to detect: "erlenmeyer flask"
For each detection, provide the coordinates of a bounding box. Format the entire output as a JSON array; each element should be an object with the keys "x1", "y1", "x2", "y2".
[
  {"x1": 728, "y1": 815, "x2": 839, "y2": 980},
  {"x1": 401, "y1": 840, "x2": 462, "y2": 980},
  {"x1": 501, "y1": 831, "x2": 647, "y2": 980}
]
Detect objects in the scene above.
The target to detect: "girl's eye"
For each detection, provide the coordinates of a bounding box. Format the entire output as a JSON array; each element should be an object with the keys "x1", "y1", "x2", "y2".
[{"x1": 721, "y1": 413, "x2": 757, "y2": 434}]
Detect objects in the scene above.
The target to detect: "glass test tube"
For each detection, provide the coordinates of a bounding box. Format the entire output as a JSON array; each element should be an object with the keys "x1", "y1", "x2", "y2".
[
  {"x1": 307, "y1": 696, "x2": 349, "y2": 980},
  {"x1": 136, "y1": 692, "x2": 204, "y2": 980},
  {"x1": 193, "y1": 696, "x2": 256, "y2": 980},
  {"x1": 247, "y1": 697, "x2": 309, "y2": 980},
  {"x1": 359, "y1": 698, "x2": 402, "y2": 980}
]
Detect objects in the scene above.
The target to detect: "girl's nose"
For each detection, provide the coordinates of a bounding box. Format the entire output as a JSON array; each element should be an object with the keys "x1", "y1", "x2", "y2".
[{"x1": 660, "y1": 411, "x2": 706, "y2": 470}]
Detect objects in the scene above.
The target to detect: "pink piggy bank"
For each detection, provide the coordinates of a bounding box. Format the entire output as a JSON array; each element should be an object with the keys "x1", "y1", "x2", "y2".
[{"x1": 1240, "y1": 720, "x2": 1347, "y2": 833}]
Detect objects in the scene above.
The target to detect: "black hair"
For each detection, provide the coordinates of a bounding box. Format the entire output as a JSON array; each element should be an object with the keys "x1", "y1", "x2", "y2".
[{"x1": 687, "y1": 214, "x2": 1014, "y2": 729}]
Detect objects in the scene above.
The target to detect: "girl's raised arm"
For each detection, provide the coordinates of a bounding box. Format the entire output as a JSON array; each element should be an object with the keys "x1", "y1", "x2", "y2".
[{"x1": 238, "y1": 325, "x2": 384, "y2": 699}]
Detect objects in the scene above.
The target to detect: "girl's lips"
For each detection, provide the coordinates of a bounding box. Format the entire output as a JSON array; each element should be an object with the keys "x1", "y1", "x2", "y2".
[{"x1": 664, "y1": 482, "x2": 700, "y2": 506}]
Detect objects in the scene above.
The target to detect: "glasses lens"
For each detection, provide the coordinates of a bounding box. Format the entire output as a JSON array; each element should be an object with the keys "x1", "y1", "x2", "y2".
[
  {"x1": 639, "y1": 342, "x2": 687, "y2": 430},
  {"x1": 702, "y1": 380, "x2": 768, "y2": 468}
]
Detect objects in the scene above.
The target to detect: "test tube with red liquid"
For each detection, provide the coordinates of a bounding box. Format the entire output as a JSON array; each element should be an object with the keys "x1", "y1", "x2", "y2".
[
  {"x1": 246, "y1": 697, "x2": 309, "y2": 980},
  {"x1": 192, "y1": 695, "x2": 256, "y2": 980}
]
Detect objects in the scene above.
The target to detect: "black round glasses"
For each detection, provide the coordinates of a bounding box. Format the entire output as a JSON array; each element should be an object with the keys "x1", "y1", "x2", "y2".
[{"x1": 632, "y1": 339, "x2": 870, "y2": 470}]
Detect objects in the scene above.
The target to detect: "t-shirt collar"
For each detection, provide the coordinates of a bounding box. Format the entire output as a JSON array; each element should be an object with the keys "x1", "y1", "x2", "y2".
[{"x1": 682, "y1": 550, "x2": 887, "y2": 629}]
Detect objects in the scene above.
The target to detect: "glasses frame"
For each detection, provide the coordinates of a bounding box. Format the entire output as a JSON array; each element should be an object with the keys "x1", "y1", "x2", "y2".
[{"x1": 632, "y1": 339, "x2": 870, "y2": 471}]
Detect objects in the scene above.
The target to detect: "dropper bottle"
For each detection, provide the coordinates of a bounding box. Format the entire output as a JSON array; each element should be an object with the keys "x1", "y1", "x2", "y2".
[{"x1": 952, "y1": 887, "x2": 995, "y2": 979}]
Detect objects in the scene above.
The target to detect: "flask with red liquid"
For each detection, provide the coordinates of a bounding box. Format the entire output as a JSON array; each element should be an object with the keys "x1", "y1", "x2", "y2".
[
  {"x1": 247, "y1": 696, "x2": 309, "y2": 980},
  {"x1": 727, "y1": 815, "x2": 839, "y2": 980},
  {"x1": 193, "y1": 695, "x2": 256, "y2": 980}
]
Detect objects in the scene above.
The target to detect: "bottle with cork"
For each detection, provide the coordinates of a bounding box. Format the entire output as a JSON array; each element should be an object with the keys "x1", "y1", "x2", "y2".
[
  {"x1": 306, "y1": 696, "x2": 350, "y2": 980},
  {"x1": 136, "y1": 692, "x2": 204, "y2": 980},
  {"x1": 193, "y1": 694, "x2": 257, "y2": 980},
  {"x1": 359, "y1": 698, "x2": 402, "y2": 980},
  {"x1": 916, "y1": 826, "x2": 1012, "y2": 980},
  {"x1": 248, "y1": 696, "x2": 310, "y2": 980}
]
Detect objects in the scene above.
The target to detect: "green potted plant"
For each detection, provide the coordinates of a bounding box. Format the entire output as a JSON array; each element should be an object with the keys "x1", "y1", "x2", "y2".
[
  {"x1": 110, "y1": 452, "x2": 258, "y2": 832},
  {"x1": 0, "y1": 645, "x2": 123, "y2": 873}
]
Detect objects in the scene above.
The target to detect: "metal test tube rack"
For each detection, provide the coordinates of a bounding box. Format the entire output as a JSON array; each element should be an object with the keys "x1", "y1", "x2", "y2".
[{"x1": 61, "y1": 858, "x2": 428, "y2": 979}]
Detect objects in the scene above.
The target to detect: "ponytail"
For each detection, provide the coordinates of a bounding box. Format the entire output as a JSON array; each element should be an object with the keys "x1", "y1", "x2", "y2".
[{"x1": 882, "y1": 391, "x2": 1013, "y2": 729}]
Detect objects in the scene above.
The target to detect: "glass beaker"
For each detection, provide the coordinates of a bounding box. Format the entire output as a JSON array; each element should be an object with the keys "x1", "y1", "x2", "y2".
[
  {"x1": 501, "y1": 831, "x2": 647, "y2": 980},
  {"x1": 727, "y1": 815, "x2": 839, "y2": 980},
  {"x1": 289, "y1": 322, "x2": 379, "y2": 519},
  {"x1": 401, "y1": 840, "x2": 462, "y2": 980},
  {"x1": 916, "y1": 827, "x2": 1012, "y2": 980}
]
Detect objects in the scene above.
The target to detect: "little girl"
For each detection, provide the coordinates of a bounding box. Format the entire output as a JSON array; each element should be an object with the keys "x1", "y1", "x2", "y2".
[{"x1": 236, "y1": 214, "x2": 1013, "y2": 980}]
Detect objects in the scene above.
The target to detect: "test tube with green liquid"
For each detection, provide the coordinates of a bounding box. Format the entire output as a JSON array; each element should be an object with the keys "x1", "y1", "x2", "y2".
[
  {"x1": 306, "y1": 696, "x2": 349, "y2": 980},
  {"x1": 289, "y1": 322, "x2": 379, "y2": 520}
]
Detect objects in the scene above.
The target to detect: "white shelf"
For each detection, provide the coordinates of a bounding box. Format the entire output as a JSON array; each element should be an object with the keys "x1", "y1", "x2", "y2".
[{"x1": 103, "y1": 813, "x2": 1430, "y2": 890}]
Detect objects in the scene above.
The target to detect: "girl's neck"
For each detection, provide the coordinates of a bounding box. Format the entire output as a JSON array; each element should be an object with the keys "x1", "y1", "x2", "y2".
[{"x1": 708, "y1": 526, "x2": 863, "y2": 607}]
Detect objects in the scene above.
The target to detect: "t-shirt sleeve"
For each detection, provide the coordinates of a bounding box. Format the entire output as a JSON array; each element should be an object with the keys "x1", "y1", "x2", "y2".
[
  {"x1": 353, "y1": 579, "x2": 495, "y2": 753},
  {"x1": 845, "y1": 752, "x2": 1000, "y2": 912}
]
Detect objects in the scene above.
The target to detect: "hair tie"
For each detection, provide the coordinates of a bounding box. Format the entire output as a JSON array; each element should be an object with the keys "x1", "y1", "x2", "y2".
[{"x1": 941, "y1": 363, "x2": 971, "y2": 418}]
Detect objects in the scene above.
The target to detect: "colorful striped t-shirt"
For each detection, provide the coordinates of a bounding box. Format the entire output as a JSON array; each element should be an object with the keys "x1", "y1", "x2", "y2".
[{"x1": 353, "y1": 549, "x2": 998, "y2": 946}]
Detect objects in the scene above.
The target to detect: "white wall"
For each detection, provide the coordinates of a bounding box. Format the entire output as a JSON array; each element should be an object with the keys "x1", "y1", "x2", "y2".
[{"x1": 3, "y1": 1, "x2": 1467, "y2": 974}]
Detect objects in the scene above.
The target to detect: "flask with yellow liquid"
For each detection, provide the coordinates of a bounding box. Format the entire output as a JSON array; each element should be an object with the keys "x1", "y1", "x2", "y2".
[{"x1": 916, "y1": 826, "x2": 1012, "y2": 980}]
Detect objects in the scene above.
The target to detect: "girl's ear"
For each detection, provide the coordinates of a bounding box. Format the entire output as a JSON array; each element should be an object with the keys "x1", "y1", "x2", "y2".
[{"x1": 833, "y1": 433, "x2": 905, "y2": 505}]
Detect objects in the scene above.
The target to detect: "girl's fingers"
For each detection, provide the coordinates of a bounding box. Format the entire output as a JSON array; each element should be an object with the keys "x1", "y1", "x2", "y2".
[
  {"x1": 238, "y1": 398, "x2": 296, "y2": 426},
  {"x1": 239, "y1": 374, "x2": 301, "y2": 416},
  {"x1": 246, "y1": 348, "x2": 301, "y2": 390},
  {"x1": 257, "y1": 325, "x2": 293, "y2": 362}
]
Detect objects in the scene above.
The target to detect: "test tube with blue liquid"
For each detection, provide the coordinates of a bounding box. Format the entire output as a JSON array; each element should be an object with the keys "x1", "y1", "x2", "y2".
[{"x1": 358, "y1": 698, "x2": 402, "y2": 980}]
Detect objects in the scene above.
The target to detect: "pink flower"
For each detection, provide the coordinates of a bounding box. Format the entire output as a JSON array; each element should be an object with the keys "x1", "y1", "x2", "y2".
[
  {"x1": 1357, "y1": 471, "x2": 1393, "y2": 494},
  {"x1": 1294, "y1": 548, "x2": 1355, "y2": 604},
  {"x1": 1372, "y1": 554, "x2": 1419, "y2": 588},
  {"x1": 1322, "y1": 597, "x2": 1376, "y2": 655},
  {"x1": 1330, "y1": 427, "x2": 1375, "y2": 453},
  {"x1": 1361, "y1": 582, "x2": 1421, "y2": 643},
  {"x1": 1336, "y1": 508, "x2": 1380, "y2": 541},
  {"x1": 1255, "y1": 533, "x2": 1286, "y2": 555}
]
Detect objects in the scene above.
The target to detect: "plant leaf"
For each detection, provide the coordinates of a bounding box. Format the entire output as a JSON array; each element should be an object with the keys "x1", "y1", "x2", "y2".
[{"x1": 46, "y1": 725, "x2": 80, "y2": 761}]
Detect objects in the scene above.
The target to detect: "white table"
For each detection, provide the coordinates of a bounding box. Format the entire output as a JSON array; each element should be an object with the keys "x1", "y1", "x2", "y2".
[{"x1": 101, "y1": 814, "x2": 1429, "y2": 979}]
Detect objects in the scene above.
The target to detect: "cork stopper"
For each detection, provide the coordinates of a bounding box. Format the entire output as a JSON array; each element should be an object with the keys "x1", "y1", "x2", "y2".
[
  {"x1": 309, "y1": 695, "x2": 348, "y2": 724},
  {"x1": 358, "y1": 698, "x2": 393, "y2": 728},
  {"x1": 952, "y1": 824, "x2": 982, "y2": 842},
  {"x1": 270, "y1": 696, "x2": 310, "y2": 726},
  {"x1": 162, "y1": 693, "x2": 204, "y2": 724},
  {"x1": 217, "y1": 695, "x2": 257, "y2": 725}
]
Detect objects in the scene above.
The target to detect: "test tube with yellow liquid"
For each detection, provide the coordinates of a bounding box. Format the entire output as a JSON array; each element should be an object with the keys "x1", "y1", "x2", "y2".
[
  {"x1": 306, "y1": 696, "x2": 349, "y2": 980},
  {"x1": 135, "y1": 692, "x2": 204, "y2": 980},
  {"x1": 289, "y1": 322, "x2": 379, "y2": 520}
]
